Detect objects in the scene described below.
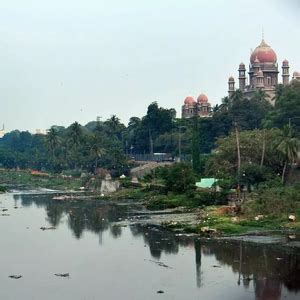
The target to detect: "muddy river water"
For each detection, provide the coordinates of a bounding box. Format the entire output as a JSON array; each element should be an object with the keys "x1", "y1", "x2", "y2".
[{"x1": 0, "y1": 192, "x2": 299, "y2": 300}]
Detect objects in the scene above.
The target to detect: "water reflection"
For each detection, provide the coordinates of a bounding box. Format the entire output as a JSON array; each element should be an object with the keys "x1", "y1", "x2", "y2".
[{"x1": 13, "y1": 193, "x2": 300, "y2": 299}]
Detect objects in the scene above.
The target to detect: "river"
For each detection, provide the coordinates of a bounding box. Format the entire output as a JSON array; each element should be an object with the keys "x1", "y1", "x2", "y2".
[{"x1": 0, "y1": 192, "x2": 299, "y2": 300}]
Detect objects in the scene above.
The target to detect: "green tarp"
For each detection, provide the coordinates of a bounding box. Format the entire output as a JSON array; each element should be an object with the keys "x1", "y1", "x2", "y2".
[{"x1": 196, "y1": 178, "x2": 217, "y2": 189}]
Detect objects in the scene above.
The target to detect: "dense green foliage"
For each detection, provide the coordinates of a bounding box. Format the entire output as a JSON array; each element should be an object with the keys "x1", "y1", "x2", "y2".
[{"x1": 0, "y1": 83, "x2": 299, "y2": 183}]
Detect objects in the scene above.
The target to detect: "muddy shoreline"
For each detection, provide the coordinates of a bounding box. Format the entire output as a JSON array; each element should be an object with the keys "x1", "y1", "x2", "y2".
[{"x1": 3, "y1": 189, "x2": 300, "y2": 248}]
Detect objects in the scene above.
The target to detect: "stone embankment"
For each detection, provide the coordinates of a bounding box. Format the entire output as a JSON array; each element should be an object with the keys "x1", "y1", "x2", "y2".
[{"x1": 130, "y1": 161, "x2": 173, "y2": 178}]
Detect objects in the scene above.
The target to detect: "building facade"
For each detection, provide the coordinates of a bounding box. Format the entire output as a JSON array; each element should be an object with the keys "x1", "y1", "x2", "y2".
[
  {"x1": 228, "y1": 39, "x2": 300, "y2": 103},
  {"x1": 181, "y1": 94, "x2": 212, "y2": 118}
]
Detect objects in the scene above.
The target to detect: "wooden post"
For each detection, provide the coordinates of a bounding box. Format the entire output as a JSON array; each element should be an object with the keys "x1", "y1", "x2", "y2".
[
  {"x1": 234, "y1": 122, "x2": 241, "y2": 199},
  {"x1": 260, "y1": 129, "x2": 266, "y2": 168}
]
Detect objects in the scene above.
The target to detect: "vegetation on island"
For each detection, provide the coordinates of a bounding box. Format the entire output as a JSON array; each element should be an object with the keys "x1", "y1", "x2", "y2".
[{"x1": 0, "y1": 81, "x2": 300, "y2": 235}]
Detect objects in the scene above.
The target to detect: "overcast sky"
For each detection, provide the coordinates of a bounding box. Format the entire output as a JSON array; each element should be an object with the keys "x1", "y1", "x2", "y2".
[{"x1": 1, "y1": 0, "x2": 300, "y2": 132}]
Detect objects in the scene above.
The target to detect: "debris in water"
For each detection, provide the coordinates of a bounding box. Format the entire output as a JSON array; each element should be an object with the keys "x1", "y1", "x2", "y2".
[
  {"x1": 212, "y1": 265, "x2": 221, "y2": 268},
  {"x1": 276, "y1": 257, "x2": 283, "y2": 261},
  {"x1": 9, "y1": 275, "x2": 22, "y2": 279},
  {"x1": 2, "y1": 209, "x2": 8, "y2": 212},
  {"x1": 40, "y1": 226, "x2": 56, "y2": 231},
  {"x1": 147, "y1": 259, "x2": 172, "y2": 269},
  {"x1": 1, "y1": 214, "x2": 10, "y2": 216},
  {"x1": 157, "y1": 290, "x2": 164, "y2": 294},
  {"x1": 54, "y1": 273, "x2": 69, "y2": 277}
]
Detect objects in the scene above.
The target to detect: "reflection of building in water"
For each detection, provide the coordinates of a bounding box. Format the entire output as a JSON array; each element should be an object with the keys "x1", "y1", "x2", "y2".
[{"x1": 255, "y1": 278, "x2": 282, "y2": 300}]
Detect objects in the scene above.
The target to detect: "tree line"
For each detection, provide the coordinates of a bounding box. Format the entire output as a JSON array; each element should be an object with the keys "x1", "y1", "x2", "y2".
[{"x1": 0, "y1": 81, "x2": 299, "y2": 178}]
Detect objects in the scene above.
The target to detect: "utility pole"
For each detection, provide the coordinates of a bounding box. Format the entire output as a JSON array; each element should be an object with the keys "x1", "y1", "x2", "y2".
[
  {"x1": 149, "y1": 129, "x2": 153, "y2": 157},
  {"x1": 234, "y1": 122, "x2": 241, "y2": 176},
  {"x1": 178, "y1": 126, "x2": 182, "y2": 162},
  {"x1": 260, "y1": 129, "x2": 266, "y2": 168},
  {"x1": 234, "y1": 122, "x2": 241, "y2": 199}
]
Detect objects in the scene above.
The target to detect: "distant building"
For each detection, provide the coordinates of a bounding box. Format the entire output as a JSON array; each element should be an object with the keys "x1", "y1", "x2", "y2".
[
  {"x1": 35, "y1": 129, "x2": 48, "y2": 135},
  {"x1": 0, "y1": 124, "x2": 5, "y2": 138},
  {"x1": 228, "y1": 38, "x2": 300, "y2": 103},
  {"x1": 181, "y1": 94, "x2": 212, "y2": 119}
]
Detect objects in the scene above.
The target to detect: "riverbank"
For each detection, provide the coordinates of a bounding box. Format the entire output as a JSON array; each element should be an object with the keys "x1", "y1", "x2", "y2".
[
  {"x1": 105, "y1": 186, "x2": 300, "y2": 236},
  {"x1": 1, "y1": 169, "x2": 300, "y2": 237},
  {"x1": 0, "y1": 169, "x2": 85, "y2": 191}
]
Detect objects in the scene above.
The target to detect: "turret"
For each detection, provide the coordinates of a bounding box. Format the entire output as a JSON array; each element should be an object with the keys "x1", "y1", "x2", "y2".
[
  {"x1": 282, "y1": 59, "x2": 290, "y2": 86},
  {"x1": 228, "y1": 76, "x2": 235, "y2": 97},
  {"x1": 238, "y1": 62, "x2": 246, "y2": 90},
  {"x1": 256, "y1": 69, "x2": 264, "y2": 88}
]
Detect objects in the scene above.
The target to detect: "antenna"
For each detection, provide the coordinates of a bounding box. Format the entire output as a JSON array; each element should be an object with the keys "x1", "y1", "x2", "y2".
[{"x1": 262, "y1": 27, "x2": 264, "y2": 40}]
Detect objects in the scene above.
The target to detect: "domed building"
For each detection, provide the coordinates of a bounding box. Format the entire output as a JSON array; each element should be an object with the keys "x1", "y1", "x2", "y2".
[
  {"x1": 228, "y1": 38, "x2": 300, "y2": 103},
  {"x1": 181, "y1": 94, "x2": 212, "y2": 118}
]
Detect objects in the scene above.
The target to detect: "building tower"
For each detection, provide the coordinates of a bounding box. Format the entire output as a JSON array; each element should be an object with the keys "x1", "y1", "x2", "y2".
[
  {"x1": 181, "y1": 96, "x2": 196, "y2": 118},
  {"x1": 238, "y1": 62, "x2": 246, "y2": 90},
  {"x1": 256, "y1": 70, "x2": 264, "y2": 88},
  {"x1": 228, "y1": 76, "x2": 235, "y2": 97},
  {"x1": 282, "y1": 59, "x2": 290, "y2": 86}
]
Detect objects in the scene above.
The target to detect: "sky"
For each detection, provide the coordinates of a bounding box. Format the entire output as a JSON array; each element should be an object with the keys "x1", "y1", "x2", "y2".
[{"x1": 0, "y1": 0, "x2": 300, "y2": 132}]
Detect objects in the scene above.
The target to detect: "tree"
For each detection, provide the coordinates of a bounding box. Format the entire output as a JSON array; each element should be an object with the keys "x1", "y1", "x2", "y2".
[
  {"x1": 263, "y1": 81, "x2": 300, "y2": 131},
  {"x1": 68, "y1": 121, "x2": 83, "y2": 147},
  {"x1": 220, "y1": 96, "x2": 231, "y2": 112},
  {"x1": 89, "y1": 135, "x2": 106, "y2": 173},
  {"x1": 46, "y1": 127, "x2": 61, "y2": 161},
  {"x1": 205, "y1": 129, "x2": 283, "y2": 178},
  {"x1": 275, "y1": 125, "x2": 299, "y2": 184},
  {"x1": 191, "y1": 117, "x2": 201, "y2": 173},
  {"x1": 163, "y1": 163, "x2": 195, "y2": 193}
]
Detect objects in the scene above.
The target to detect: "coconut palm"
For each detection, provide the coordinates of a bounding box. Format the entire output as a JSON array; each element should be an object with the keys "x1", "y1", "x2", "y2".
[
  {"x1": 275, "y1": 125, "x2": 299, "y2": 183},
  {"x1": 69, "y1": 121, "x2": 82, "y2": 147},
  {"x1": 90, "y1": 135, "x2": 106, "y2": 173},
  {"x1": 231, "y1": 90, "x2": 244, "y2": 103},
  {"x1": 220, "y1": 96, "x2": 231, "y2": 112},
  {"x1": 253, "y1": 89, "x2": 269, "y2": 102},
  {"x1": 46, "y1": 127, "x2": 61, "y2": 161}
]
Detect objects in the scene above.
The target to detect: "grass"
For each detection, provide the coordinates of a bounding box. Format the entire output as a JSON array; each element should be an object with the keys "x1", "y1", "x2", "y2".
[
  {"x1": 0, "y1": 169, "x2": 84, "y2": 191},
  {"x1": 105, "y1": 188, "x2": 148, "y2": 201},
  {"x1": 162, "y1": 204, "x2": 300, "y2": 236},
  {"x1": 145, "y1": 193, "x2": 192, "y2": 210}
]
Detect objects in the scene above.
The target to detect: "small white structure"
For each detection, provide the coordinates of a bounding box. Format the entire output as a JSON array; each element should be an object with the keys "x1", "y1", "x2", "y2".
[{"x1": 100, "y1": 174, "x2": 120, "y2": 194}]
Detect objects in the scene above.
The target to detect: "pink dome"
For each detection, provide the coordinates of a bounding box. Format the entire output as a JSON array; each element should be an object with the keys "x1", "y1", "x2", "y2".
[
  {"x1": 250, "y1": 39, "x2": 277, "y2": 64},
  {"x1": 197, "y1": 94, "x2": 208, "y2": 103},
  {"x1": 293, "y1": 71, "x2": 300, "y2": 77},
  {"x1": 184, "y1": 96, "x2": 196, "y2": 105}
]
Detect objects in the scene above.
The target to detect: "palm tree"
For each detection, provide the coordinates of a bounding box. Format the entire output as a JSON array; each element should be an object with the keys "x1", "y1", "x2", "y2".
[
  {"x1": 67, "y1": 122, "x2": 83, "y2": 170},
  {"x1": 69, "y1": 121, "x2": 82, "y2": 147},
  {"x1": 231, "y1": 90, "x2": 244, "y2": 103},
  {"x1": 253, "y1": 89, "x2": 269, "y2": 102},
  {"x1": 90, "y1": 135, "x2": 106, "y2": 173},
  {"x1": 213, "y1": 104, "x2": 220, "y2": 113},
  {"x1": 46, "y1": 127, "x2": 61, "y2": 161},
  {"x1": 275, "y1": 125, "x2": 299, "y2": 184},
  {"x1": 220, "y1": 96, "x2": 231, "y2": 112}
]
